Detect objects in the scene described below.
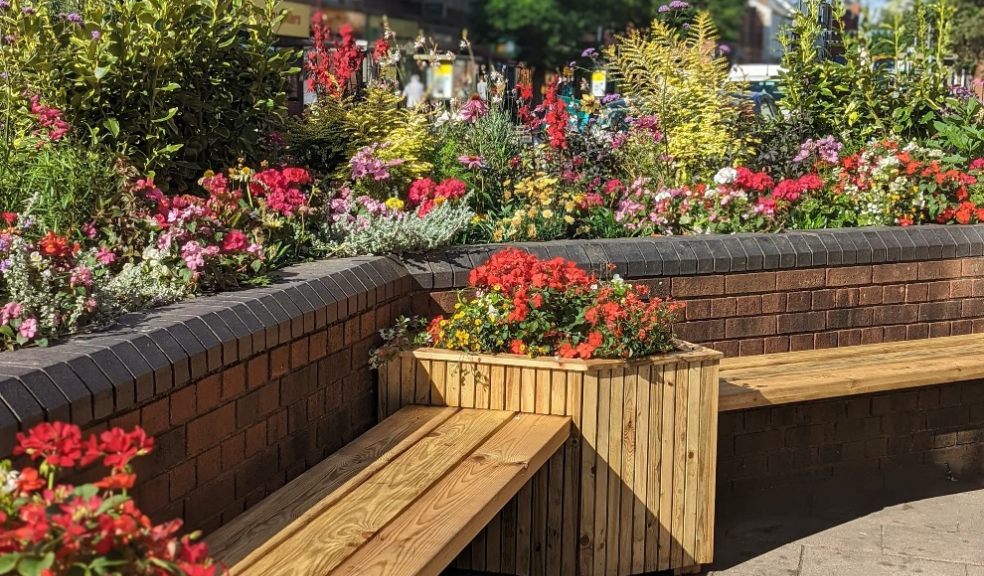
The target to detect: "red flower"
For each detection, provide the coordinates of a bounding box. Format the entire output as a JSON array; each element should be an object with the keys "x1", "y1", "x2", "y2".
[
  {"x1": 15, "y1": 422, "x2": 83, "y2": 468},
  {"x1": 733, "y1": 167, "x2": 774, "y2": 192},
  {"x1": 97, "y1": 427, "x2": 154, "y2": 470},
  {"x1": 509, "y1": 339, "x2": 526, "y2": 355},
  {"x1": 16, "y1": 467, "x2": 45, "y2": 494},
  {"x1": 222, "y1": 229, "x2": 248, "y2": 252},
  {"x1": 37, "y1": 232, "x2": 73, "y2": 259},
  {"x1": 95, "y1": 472, "x2": 137, "y2": 490},
  {"x1": 1, "y1": 212, "x2": 16, "y2": 226}
]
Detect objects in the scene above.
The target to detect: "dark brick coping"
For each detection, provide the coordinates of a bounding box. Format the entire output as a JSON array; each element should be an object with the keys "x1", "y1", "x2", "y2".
[
  {"x1": 0, "y1": 255, "x2": 409, "y2": 451},
  {"x1": 404, "y1": 225, "x2": 984, "y2": 289},
  {"x1": 0, "y1": 225, "x2": 982, "y2": 449}
]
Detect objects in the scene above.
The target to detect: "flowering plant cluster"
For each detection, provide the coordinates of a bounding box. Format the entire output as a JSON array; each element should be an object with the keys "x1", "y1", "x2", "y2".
[
  {"x1": 416, "y1": 249, "x2": 682, "y2": 359},
  {"x1": 833, "y1": 140, "x2": 983, "y2": 227},
  {"x1": 0, "y1": 422, "x2": 223, "y2": 575},
  {"x1": 140, "y1": 163, "x2": 315, "y2": 290}
]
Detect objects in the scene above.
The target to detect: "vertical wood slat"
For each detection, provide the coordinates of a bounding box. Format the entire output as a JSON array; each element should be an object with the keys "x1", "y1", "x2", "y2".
[{"x1": 381, "y1": 347, "x2": 720, "y2": 576}]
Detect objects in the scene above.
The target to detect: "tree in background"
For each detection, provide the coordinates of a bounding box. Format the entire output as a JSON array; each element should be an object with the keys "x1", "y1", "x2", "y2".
[
  {"x1": 950, "y1": 0, "x2": 984, "y2": 74},
  {"x1": 474, "y1": 0, "x2": 742, "y2": 68}
]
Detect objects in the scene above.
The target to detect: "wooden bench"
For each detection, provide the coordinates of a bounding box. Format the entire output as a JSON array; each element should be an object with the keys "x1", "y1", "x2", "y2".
[
  {"x1": 719, "y1": 333, "x2": 984, "y2": 412},
  {"x1": 207, "y1": 405, "x2": 570, "y2": 576}
]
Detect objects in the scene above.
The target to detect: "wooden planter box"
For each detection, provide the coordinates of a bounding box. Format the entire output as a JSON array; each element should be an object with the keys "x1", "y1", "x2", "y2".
[{"x1": 378, "y1": 341, "x2": 723, "y2": 576}]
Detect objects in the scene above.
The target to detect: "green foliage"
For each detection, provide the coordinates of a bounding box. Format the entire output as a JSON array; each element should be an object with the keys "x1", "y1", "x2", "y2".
[
  {"x1": 283, "y1": 99, "x2": 352, "y2": 176},
  {"x1": 929, "y1": 97, "x2": 984, "y2": 161},
  {"x1": 0, "y1": 141, "x2": 122, "y2": 234},
  {"x1": 949, "y1": 0, "x2": 984, "y2": 71},
  {"x1": 780, "y1": 0, "x2": 953, "y2": 146},
  {"x1": 455, "y1": 106, "x2": 526, "y2": 216},
  {"x1": 0, "y1": 0, "x2": 297, "y2": 183},
  {"x1": 606, "y1": 12, "x2": 746, "y2": 182}
]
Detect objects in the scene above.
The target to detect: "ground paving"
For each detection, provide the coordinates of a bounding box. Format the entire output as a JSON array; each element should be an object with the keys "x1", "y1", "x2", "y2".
[{"x1": 706, "y1": 467, "x2": 984, "y2": 576}]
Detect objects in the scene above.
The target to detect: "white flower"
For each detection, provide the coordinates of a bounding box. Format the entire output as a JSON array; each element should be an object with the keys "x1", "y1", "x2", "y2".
[
  {"x1": 1, "y1": 470, "x2": 19, "y2": 495},
  {"x1": 713, "y1": 167, "x2": 737, "y2": 185}
]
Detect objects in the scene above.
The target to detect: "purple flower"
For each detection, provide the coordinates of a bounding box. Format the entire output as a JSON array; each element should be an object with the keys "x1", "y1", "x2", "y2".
[
  {"x1": 91, "y1": 30, "x2": 101, "y2": 40},
  {"x1": 794, "y1": 135, "x2": 843, "y2": 164},
  {"x1": 602, "y1": 93, "x2": 621, "y2": 105},
  {"x1": 458, "y1": 155, "x2": 486, "y2": 170},
  {"x1": 658, "y1": 4, "x2": 671, "y2": 12},
  {"x1": 0, "y1": 259, "x2": 11, "y2": 273},
  {"x1": 21, "y1": 5, "x2": 34, "y2": 14},
  {"x1": 669, "y1": 0, "x2": 690, "y2": 8},
  {"x1": 58, "y1": 12, "x2": 82, "y2": 24},
  {"x1": 0, "y1": 1, "x2": 9, "y2": 10},
  {"x1": 1, "y1": 35, "x2": 14, "y2": 45},
  {"x1": 350, "y1": 143, "x2": 403, "y2": 181},
  {"x1": 718, "y1": 43, "x2": 732, "y2": 54},
  {"x1": 581, "y1": 47, "x2": 598, "y2": 59}
]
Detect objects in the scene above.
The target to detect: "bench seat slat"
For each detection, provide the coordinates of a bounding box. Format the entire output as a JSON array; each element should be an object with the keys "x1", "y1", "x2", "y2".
[
  {"x1": 237, "y1": 408, "x2": 517, "y2": 576},
  {"x1": 330, "y1": 413, "x2": 571, "y2": 576},
  {"x1": 207, "y1": 405, "x2": 460, "y2": 567},
  {"x1": 720, "y1": 334, "x2": 984, "y2": 412}
]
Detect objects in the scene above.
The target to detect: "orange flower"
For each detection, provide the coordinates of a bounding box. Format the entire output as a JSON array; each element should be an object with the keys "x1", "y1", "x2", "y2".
[{"x1": 37, "y1": 232, "x2": 72, "y2": 259}]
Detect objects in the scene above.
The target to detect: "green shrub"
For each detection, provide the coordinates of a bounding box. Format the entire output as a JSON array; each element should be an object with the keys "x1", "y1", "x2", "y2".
[{"x1": 0, "y1": 0, "x2": 297, "y2": 183}]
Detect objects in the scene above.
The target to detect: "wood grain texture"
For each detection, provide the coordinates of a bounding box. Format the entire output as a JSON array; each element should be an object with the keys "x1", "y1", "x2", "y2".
[
  {"x1": 233, "y1": 409, "x2": 514, "y2": 576},
  {"x1": 719, "y1": 333, "x2": 984, "y2": 412},
  {"x1": 382, "y1": 345, "x2": 721, "y2": 575},
  {"x1": 207, "y1": 405, "x2": 458, "y2": 567},
  {"x1": 329, "y1": 413, "x2": 570, "y2": 576}
]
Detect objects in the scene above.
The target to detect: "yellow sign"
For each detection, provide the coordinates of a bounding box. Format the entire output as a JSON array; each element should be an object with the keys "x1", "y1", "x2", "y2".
[
  {"x1": 256, "y1": 0, "x2": 311, "y2": 38},
  {"x1": 591, "y1": 70, "x2": 607, "y2": 98}
]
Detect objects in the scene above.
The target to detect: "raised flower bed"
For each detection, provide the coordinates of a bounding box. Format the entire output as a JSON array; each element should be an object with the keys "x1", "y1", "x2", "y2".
[{"x1": 376, "y1": 249, "x2": 723, "y2": 574}]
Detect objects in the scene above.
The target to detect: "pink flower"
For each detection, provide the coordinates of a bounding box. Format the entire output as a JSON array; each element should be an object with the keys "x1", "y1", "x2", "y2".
[
  {"x1": 1, "y1": 302, "x2": 22, "y2": 324},
  {"x1": 82, "y1": 222, "x2": 97, "y2": 239},
  {"x1": 970, "y1": 158, "x2": 984, "y2": 172},
  {"x1": 96, "y1": 246, "x2": 116, "y2": 265},
  {"x1": 18, "y1": 317, "x2": 37, "y2": 339},
  {"x1": 70, "y1": 266, "x2": 93, "y2": 289}
]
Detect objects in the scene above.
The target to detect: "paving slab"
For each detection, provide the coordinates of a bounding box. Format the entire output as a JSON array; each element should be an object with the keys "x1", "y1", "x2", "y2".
[{"x1": 798, "y1": 546, "x2": 966, "y2": 576}]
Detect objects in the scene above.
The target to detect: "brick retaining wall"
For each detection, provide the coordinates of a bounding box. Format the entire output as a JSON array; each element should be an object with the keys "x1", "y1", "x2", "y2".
[{"x1": 1, "y1": 226, "x2": 983, "y2": 535}]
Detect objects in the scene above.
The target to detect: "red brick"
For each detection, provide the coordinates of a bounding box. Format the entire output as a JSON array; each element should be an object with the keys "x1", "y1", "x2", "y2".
[
  {"x1": 834, "y1": 288, "x2": 860, "y2": 307},
  {"x1": 713, "y1": 340, "x2": 740, "y2": 358},
  {"x1": 860, "y1": 327, "x2": 883, "y2": 344},
  {"x1": 927, "y1": 281, "x2": 950, "y2": 301},
  {"x1": 428, "y1": 291, "x2": 458, "y2": 314},
  {"x1": 837, "y1": 329, "x2": 862, "y2": 346},
  {"x1": 110, "y1": 410, "x2": 140, "y2": 431},
  {"x1": 170, "y1": 385, "x2": 197, "y2": 425},
  {"x1": 291, "y1": 337, "x2": 309, "y2": 369},
  {"x1": 882, "y1": 285, "x2": 905, "y2": 304},
  {"x1": 197, "y1": 374, "x2": 222, "y2": 413},
  {"x1": 929, "y1": 322, "x2": 951, "y2": 338},
  {"x1": 267, "y1": 410, "x2": 289, "y2": 445},
  {"x1": 360, "y1": 311, "x2": 377, "y2": 340},
  {"x1": 811, "y1": 289, "x2": 836, "y2": 310},
  {"x1": 962, "y1": 257, "x2": 984, "y2": 277},
  {"x1": 672, "y1": 275, "x2": 725, "y2": 297},
  {"x1": 170, "y1": 460, "x2": 197, "y2": 500},
  {"x1": 141, "y1": 398, "x2": 169, "y2": 436},
  {"x1": 247, "y1": 354, "x2": 269, "y2": 389},
  {"x1": 785, "y1": 292, "x2": 811, "y2": 312},
  {"x1": 951, "y1": 320, "x2": 973, "y2": 336},
  {"x1": 906, "y1": 283, "x2": 930, "y2": 303},
  {"x1": 775, "y1": 269, "x2": 825, "y2": 290},
  {"x1": 709, "y1": 297, "x2": 737, "y2": 318},
  {"x1": 344, "y1": 318, "x2": 359, "y2": 346},
  {"x1": 738, "y1": 339, "x2": 764, "y2": 356},
  {"x1": 735, "y1": 295, "x2": 762, "y2": 316},
  {"x1": 220, "y1": 433, "x2": 245, "y2": 472},
  {"x1": 907, "y1": 323, "x2": 930, "y2": 340},
  {"x1": 761, "y1": 293, "x2": 786, "y2": 314},
  {"x1": 328, "y1": 325, "x2": 344, "y2": 350},
  {"x1": 951, "y1": 279, "x2": 974, "y2": 299},
  {"x1": 136, "y1": 473, "x2": 170, "y2": 515},
  {"x1": 187, "y1": 403, "x2": 236, "y2": 455},
  {"x1": 309, "y1": 330, "x2": 328, "y2": 361},
  {"x1": 917, "y1": 259, "x2": 963, "y2": 280},
  {"x1": 197, "y1": 446, "x2": 222, "y2": 484},
  {"x1": 674, "y1": 320, "x2": 725, "y2": 343},
  {"x1": 725, "y1": 317, "x2": 776, "y2": 338},
  {"x1": 883, "y1": 325, "x2": 907, "y2": 342},
  {"x1": 826, "y1": 266, "x2": 872, "y2": 287},
  {"x1": 814, "y1": 332, "x2": 838, "y2": 349},
  {"x1": 222, "y1": 364, "x2": 246, "y2": 401},
  {"x1": 975, "y1": 279, "x2": 984, "y2": 297},
  {"x1": 858, "y1": 286, "x2": 882, "y2": 306},
  {"x1": 789, "y1": 334, "x2": 814, "y2": 351},
  {"x1": 245, "y1": 421, "x2": 267, "y2": 457},
  {"x1": 724, "y1": 272, "x2": 777, "y2": 294},
  {"x1": 763, "y1": 336, "x2": 790, "y2": 354},
  {"x1": 777, "y1": 312, "x2": 826, "y2": 335},
  {"x1": 270, "y1": 345, "x2": 290, "y2": 379},
  {"x1": 236, "y1": 383, "x2": 281, "y2": 428},
  {"x1": 871, "y1": 263, "x2": 918, "y2": 284},
  {"x1": 684, "y1": 300, "x2": 712, "y2": 320},
  {"x1": 966, "y1": 298, "x2": 984, "y2": 317},
  {"x1": 872, "y1": 304, "x2": 919, "y2": 325}
]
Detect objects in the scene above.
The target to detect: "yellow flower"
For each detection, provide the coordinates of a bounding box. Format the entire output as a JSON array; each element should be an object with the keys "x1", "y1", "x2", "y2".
[
  {"x1": 581, "y1": 94, "x2": 601, "y2": 115},
  {"x1": 471, "y1": 215, "x2": 483, "y2": 225},
  {"x1": 454, "y1": 330, "x2": 470, "y2": 344},
  {"x1": 527, "y1": 223, "x2": 537, "y2": 238},
  {"x1": 542, "y1": 209, "x2": 554, "y2": 219},
  {"x1": 384, "y1": 197, "x2": 405, "y2": 211},
  {"x1": 473, "y1": 319, "x2": 481, "y2": 327},
  {"x1": 564, "y1": 215, "x2": 575, "y2": 224}
]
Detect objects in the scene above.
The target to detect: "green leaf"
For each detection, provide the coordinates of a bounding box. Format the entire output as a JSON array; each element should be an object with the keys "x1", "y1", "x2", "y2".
[
  {"x1": 103, "y1": 118, "x2": 120, "y2": 138},
  {"x1": 17, "y1": 553, "x2": 53, "y2": 576},
  {"x1": 160, "y1": 82, "x2": 181, "y2": 92},
  {"x1": 151, "y1": 107, "x2": 179, "y2": 123},
  {"x1": 94, "y1": 66, "x2": 110, "y2": 80},
  {"x1": 0, "y1": 554, "x2": 20, "y2": 574}
]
